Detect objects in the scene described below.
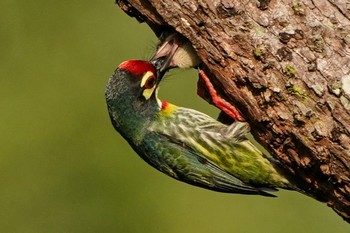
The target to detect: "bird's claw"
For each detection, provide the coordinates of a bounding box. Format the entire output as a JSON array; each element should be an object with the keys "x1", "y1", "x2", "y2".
[{"x1": 197, "y1": 68, "x2": 246, "y2": 122}]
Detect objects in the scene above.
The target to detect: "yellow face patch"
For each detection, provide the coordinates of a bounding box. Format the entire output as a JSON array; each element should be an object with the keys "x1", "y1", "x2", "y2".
[{"x1": 140, "y1": 71, "x2": 156, "y2": 100}]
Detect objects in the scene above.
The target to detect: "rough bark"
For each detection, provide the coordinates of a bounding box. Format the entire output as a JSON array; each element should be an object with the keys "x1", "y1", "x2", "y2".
[{"x1": 116, "y1": 0, "x2": 350, "y2": 222}]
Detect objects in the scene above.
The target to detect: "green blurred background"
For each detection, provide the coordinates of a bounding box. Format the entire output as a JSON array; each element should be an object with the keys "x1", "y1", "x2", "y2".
[{"x1": 0, "y1": 1, "x2": 348, "y2": 232}]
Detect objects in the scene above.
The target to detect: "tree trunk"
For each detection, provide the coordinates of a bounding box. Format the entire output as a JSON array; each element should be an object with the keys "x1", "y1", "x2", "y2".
[{"x1": 116, "y1": 0, "x2": 350, "y2": 222}]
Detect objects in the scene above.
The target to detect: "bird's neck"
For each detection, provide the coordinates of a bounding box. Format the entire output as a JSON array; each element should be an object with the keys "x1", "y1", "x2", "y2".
[
  {"x1": 108, "y1": 94, "x2": 160, "y2": 143},
  {"x1": 158, "y1": 100, "x2": 177, "y2": 117}
]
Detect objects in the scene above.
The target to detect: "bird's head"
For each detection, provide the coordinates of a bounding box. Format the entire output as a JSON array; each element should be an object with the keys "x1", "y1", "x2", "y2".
[
  {"x1": 105, "y1": 60, "x2": 162, "y2": 137},
  {"x1": 150, "y1": 31, "x2": 201, "y2": 78}
]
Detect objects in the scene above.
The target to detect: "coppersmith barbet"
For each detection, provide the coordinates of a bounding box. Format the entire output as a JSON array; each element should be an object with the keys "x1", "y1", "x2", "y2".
[{"x1": 105, "y1": 60, "x2": 297, "y2": 196}]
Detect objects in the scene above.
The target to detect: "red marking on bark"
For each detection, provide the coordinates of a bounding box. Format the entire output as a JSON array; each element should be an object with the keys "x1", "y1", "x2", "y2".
[
  {"x1": 118, "y1": 60, "x2": 156, "y2": 76},
  {"x1": 198, "y1": 69, "x2": 245, "y2": 121}
]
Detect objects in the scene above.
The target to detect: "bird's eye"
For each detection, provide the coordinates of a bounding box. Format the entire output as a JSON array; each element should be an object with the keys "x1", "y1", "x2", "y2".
[
  {"x1": 144, "y1": 75, "x2": 156, "y2": 89},
  {"x1": 140, "y1": 72, "x2": 158, "y2": 100}
]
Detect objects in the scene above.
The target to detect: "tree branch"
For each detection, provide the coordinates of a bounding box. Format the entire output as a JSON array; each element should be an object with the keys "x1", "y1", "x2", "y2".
[{"x1": 116, "y1": 0, "x2": 350, "y2": 222}]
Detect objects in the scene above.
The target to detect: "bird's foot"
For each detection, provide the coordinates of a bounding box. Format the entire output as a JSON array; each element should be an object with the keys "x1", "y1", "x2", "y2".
[{"x1": 197, "y1": 68, "x2": 246, "y2": 122}]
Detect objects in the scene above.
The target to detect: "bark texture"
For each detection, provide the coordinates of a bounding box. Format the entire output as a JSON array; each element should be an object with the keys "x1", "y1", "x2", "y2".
[{"x1": 116, "y1": 0, "x2": 350, "y2": 222}]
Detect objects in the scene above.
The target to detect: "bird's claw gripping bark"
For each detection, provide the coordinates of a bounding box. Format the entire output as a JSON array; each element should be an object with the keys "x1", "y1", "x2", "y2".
[{"x1": 197, "y1": 68, "x2": 246, "y2": 122}]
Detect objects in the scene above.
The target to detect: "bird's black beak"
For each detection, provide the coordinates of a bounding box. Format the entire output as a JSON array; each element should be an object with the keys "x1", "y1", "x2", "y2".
[{"x1": 150, "y1": 56, "x2": 167, "y2": 81}]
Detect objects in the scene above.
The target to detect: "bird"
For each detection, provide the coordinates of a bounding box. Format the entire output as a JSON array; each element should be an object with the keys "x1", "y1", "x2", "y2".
[
  {"x1": 105, "y1": 59, "x2": 297, "y2": 197},
  {"x1": 150, "y1": 31, "x2": 245, "y2": 122},
  {"x1": 150, "y1": 31, "x2": 201, "y2": 72}
]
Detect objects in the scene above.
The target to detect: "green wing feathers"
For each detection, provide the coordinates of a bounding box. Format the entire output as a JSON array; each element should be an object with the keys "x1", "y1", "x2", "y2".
[{"x1": 151, "y1": 107, "x2": 292, "y2": 189}]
